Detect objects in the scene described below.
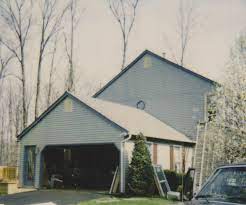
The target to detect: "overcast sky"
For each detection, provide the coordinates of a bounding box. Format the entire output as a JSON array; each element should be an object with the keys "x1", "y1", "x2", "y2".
[{"x1": 70, "y1": 0, "x2": 245, "y2": 92}]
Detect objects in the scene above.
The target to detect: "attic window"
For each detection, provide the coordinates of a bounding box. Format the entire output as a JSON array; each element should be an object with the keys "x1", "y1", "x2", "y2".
[
  {"x1": 64, "y1": 99, "x2": 73, "y2": 112},
  {"x1": 143, "y1": 56, "x2": 152, "y2": 68},
  {"x1": 136, "y1": 100, "x2": 145, "y2": 110}
]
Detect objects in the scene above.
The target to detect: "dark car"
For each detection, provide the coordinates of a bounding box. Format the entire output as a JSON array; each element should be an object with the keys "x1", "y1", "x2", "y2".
[{"x1": 186, "y1": 164, "x2": 246, "y2": 205}]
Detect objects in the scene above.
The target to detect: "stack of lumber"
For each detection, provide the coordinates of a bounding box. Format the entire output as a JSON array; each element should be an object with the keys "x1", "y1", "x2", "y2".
[{"x1": 0, "y1": 166, "x2": 17, "y2": 182}]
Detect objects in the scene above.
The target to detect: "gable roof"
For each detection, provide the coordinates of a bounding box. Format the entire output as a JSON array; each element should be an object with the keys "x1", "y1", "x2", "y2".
[
  {"x1": 17, "y1": 92, "x2": 127, "y2": 141},
  {"x1": 17, "y1": 92, "x2": 194, "y2": 144},
  {"x1": 93, "y1": 50, "x2": 216, "y2": 97}
]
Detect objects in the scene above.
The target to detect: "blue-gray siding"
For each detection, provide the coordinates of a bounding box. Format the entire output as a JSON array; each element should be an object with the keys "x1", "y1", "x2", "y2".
[
  {"x1": 96, "y1": 53, "x2": 214, "y2": 139},
  {"x1": 19, "y1": 96, "x2": 125, "y2": 188}
]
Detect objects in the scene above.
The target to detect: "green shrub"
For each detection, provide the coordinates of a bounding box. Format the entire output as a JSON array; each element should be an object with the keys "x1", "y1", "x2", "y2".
[
  {"x1": 164, "y1": 170, "x2": 184, "y2": 191},
  {"x1": 127, "y1": 133, "x2": 155, "y2": 196}
]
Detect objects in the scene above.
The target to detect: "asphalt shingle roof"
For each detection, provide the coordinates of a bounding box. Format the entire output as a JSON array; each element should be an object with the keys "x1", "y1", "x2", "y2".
[
  {"x1": 81, "y1": 96, "x2": 194, "y2": 144},
  {"x1": 18, "y1": 92, "x2": 194, "y2": 144}
]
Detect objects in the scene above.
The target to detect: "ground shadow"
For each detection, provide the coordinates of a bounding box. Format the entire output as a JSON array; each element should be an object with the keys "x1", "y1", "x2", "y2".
[{"x1": 0, "y1": 189, "x2": 105, "y2": 205}]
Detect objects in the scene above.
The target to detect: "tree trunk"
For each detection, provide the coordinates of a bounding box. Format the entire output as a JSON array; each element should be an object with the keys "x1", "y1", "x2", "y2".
[
  {"x1": 35, "y1": 54, "x2": 42, "y2": 119},
  {"x1": 20, "y1": 47, "x2": 27, "y2": 128},
  {"x1": 121, "y1": 37, "x2": 127, "y2": 70},
  {"x1": 34, "y1": 23, "x2": 45, "y2": 119}
]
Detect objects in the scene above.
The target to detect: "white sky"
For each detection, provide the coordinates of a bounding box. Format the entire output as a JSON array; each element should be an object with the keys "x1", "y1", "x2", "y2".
[
  {"x1": 70, "y1": 0, "x2": 246, "y2": 92},
  {"x1": 9, "y1": 0, "x2": 245, "y2": 98}
]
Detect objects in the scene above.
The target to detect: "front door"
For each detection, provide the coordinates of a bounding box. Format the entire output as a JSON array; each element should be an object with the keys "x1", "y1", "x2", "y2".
[{"x1": 24, "y1": 146, "x2": 36, "y2": 186}]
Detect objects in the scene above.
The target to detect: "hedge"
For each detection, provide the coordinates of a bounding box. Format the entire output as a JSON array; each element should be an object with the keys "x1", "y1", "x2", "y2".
[{"x1": 164, "y1": 170, "x2": 184, "y2": 192}]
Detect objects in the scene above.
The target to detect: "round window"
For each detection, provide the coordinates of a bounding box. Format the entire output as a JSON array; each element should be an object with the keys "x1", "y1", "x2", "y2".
[{"x1": 136, "y1": 100, "x2": 145, "y2": 110}]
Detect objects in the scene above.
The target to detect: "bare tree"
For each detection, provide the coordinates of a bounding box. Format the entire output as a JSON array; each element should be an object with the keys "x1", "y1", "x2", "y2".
[
  {"x1": 0, "y1": 44, "x2": 14, "y2": 80},
  {"x1": 164, "y1": 0, "x2": 197, "y2": 66},
  {"x1": 178, "y1": 0, "x2": 196, "y2": 66},
  {"x1": 34, "y1": 0, "x2": 68, "y2": 119},
  {"x1": 64, "y1": 0, "x2": 82, "y2": 93},
  {"x1": 0, "y1": 105, "x2": 6, "y2": 165},
  {"x1": 46, "y1": 36, "x2": 58, "y2": 107},
  {"x1": 43, "y1": 34, "x2": 60, "y2": 108},
  {"x1": 9, "y1": 83, "x2": 23, "y2": 165},
  {"x1": 108, "y1": 0, "x2": 140, "y2": 69},
  {"x1": 0, "y1": 81, "x2": 22, "y2": 166},
  {"x1": 0, "y1": 0, "x2": 32, "y2": 128},
  {"x1": 0, "y1": 44, "x2": 15, "y2": 98}
]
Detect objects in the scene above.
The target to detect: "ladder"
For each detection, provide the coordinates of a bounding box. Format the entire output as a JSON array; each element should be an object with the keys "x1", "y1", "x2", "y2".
[
  {"x1": 193, "y1": 122, "x2": 209, "y2": 192},
  {"x1": 153, "y1": 165, "x2": 171, "y2": 196}
]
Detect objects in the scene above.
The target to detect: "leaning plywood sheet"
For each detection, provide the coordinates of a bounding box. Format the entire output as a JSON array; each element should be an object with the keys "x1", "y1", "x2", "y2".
[{"x1": 109, "y1": 167, "x2": 120, "y2": 194}]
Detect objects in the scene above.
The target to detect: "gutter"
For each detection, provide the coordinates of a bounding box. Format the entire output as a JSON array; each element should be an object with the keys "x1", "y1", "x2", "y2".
[{"x1": 120, "y1": 132, "x2": 132, "y2": 193}]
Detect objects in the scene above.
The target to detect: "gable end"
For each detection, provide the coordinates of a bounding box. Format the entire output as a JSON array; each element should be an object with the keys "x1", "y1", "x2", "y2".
[
  {"x1": 17, "y1": 92, "x2": 127, "y2": 141},
  {"x1": 93, "y1": 50, "x2": 216, "y2": 98}
]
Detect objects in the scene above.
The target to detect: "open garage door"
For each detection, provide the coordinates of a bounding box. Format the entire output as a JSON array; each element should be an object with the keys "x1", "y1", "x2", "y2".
[{"x1": 41, "y1": 144, "x2": 119, "y2": 190}]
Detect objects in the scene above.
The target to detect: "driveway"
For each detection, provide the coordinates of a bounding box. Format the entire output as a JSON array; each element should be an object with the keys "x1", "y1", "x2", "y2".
[{"x1": 0, "y1": 190, "x2": 105, "y2": 205}]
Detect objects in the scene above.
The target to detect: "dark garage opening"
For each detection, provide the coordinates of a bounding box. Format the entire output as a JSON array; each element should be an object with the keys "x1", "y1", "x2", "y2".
[{"x1": 41, "y1": 144, "x2": 119, "y2": 190}]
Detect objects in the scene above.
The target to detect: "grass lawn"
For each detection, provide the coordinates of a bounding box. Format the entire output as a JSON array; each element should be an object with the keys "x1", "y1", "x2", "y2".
[{"x1": 78, "y1": 196, "x2": 179, "y2": 205}]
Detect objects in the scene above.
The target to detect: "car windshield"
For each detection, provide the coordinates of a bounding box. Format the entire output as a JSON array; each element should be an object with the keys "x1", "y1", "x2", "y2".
[{"x1": 197, "y1": 166, "x2": 246, "y2": 204}]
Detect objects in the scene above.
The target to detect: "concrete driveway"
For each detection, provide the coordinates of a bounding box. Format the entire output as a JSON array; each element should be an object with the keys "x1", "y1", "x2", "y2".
[{"x1": 0, "y1": 190, "x2": 105, "y2": 205}]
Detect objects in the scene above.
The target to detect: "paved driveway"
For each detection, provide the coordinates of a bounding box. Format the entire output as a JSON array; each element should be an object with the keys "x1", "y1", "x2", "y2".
[{"x1": 0, "y1": 190, "x2": 104, "y2": 205}]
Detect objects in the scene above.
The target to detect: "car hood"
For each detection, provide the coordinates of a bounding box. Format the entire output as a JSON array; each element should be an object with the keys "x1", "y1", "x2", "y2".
[{"x1": 185, "y1": 199, "x2": 243, "y2": 205}]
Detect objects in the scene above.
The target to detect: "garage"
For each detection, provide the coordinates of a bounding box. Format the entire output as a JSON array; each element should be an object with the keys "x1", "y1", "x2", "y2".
[
  {"x1": 17, "y1": 92, "x2": 193, "y2": 193},
  {"x1": 41, "y1": 144, "x2": 119, "y2": 190}
]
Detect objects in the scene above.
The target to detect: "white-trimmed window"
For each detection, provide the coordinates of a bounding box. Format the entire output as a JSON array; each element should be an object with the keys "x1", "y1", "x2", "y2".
[{"x1": 173, "y1": 145, "x2": 182, "y2": 173}]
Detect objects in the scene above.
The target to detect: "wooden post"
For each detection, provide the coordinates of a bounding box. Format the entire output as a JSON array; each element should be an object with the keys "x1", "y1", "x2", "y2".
[{"x1": 170, "y1": 145, "x2": 174, "y2": 170}]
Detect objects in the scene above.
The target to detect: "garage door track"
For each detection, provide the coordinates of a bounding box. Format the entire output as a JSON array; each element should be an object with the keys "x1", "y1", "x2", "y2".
[{"x1": 0, "y1": 190, "x2": 104, "y2": 205}]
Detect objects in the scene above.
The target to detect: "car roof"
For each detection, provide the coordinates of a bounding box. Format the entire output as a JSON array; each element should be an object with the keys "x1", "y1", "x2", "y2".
[{"x1": 218, "y1": 163, "x2": 246, "y2": 169}]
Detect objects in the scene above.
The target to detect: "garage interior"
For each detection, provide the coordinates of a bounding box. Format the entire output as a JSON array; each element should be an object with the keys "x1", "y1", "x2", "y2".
[{"x1": 41, "y1": 144, "x2": 119, "y2": 190}]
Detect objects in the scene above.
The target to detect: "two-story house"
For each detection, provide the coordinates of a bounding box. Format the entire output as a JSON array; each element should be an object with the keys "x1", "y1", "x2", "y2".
[{"x1": 17, "y1": 50, "x2": 215, "y2": 193}]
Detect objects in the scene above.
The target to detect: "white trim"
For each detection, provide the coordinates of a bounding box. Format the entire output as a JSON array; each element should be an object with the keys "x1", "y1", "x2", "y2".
[{"x1": 173, "y1": 145, "x2": 182, "y2": 173}]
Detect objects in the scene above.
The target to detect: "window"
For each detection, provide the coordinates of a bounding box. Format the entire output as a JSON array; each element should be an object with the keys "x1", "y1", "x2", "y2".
[
  {"x1": 136, "y1": 100, "x2": 145, "y2": 110},
  {"x1": 24, "y1": 146, "x2": 36, "y2": 185},
  {"x1": 198, "y1": 167, "x2": 246, "y2": 204},
  {"x1": 143, "y1": 56, "x2": 152, "y2": 68},
  {"x1": 64, "y1": 99, "x2": 73, "y2": 112},
  {"x1": 170, "y1": 145, "x2": 182, "y2": 172},
  {"x1": 64, "y1": 149, "x2": 71, "y2": 161},
  {"x1": 152, "y1": 143, "x2": 158, "y2": 165}
]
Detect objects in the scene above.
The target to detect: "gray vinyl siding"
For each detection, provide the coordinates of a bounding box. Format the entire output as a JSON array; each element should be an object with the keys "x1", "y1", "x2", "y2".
[
  {"x1": 96, "y1": 54, "x2": 214, "y2": 139},
  {"x1": 19, "y1": 96, "x2": 125, "y2": 188}
]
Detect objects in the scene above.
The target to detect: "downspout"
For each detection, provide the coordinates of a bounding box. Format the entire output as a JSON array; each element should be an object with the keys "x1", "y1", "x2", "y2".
[{"x1": 120, "y1": 132, "x2": 132, "y2": 193}]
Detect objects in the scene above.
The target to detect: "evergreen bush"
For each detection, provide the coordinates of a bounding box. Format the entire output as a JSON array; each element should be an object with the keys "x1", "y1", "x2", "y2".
[{"x1": 127, "y1": 133, "x2": 155, "y2": 196}]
